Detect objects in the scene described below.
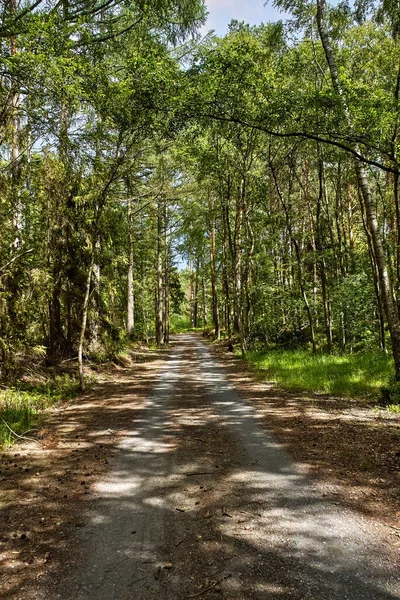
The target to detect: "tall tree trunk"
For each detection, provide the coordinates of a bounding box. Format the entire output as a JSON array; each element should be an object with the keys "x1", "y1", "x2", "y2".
[
  {"x1": 49, "y1": 270, "x2": 64, "y2": 360},
  {"x1": 163, "y1": 200, "x2": 169, "y2": 344},
  {"x1": 316, "y1": 0, "x2": 400, "y2": 376},
  {"x1": 48, "y1": 205, "x2": 65, "y2": 361},
  {"x1": 391, "y1": 59, "x2": 400, "y2": 314},
  {"x1": 127, "y1": 198, "x2": 135, "y2": 337},
  {"x1": 209, "y1": 195, "x2": 220, "y2": 339},
  {"x1": 163, "y1": 262, "x2": 170, "y2": 343},
  {"x1": 233, "y1": 178, "x2": 244, "y2": 335},
  {"x1": 201, "y1": 269, "x2": 207, "y2": 331},
  {"x1": 10, "y1": 0, "x2": 22, "y2": 250},
  {"x1": 316, "y1": 154, "x2": 333, "y2": 353},
  {"x1": 360, "y1": 193, "x2": 387, "y2": 353},
  {"x1": 334, "y1": 164, "x2": 348, "y2": 352},
  {"x1": 193, "y1": 253, "x2": 200, "y2": 329},
  {"x1": 189, "y1": 256, "x2": 195, "y2": 327},
  {"x1": 393, "y1": 170, "x2": 400, "y2": 315},
  {"x1": 235, "y1": 176, "x2": 246, "y2": 356},
  {"x1": 155, "y1": 197, "x2": 163, "y2": 345},
  {"x1": 90, "y1": 236, "x2": 101, "y2": 350},
  {"x1": 270, "y1": 161, "x2": 317, "y2": 353},
  {"x1": 243, "y1": 195, "x2": 255, "y2": 346},
  {"x1": 221, "y1": 193, "x2": 232, "y2": 344},
  {"x1": 79, "y1": 258, "x2": 94, "y2": 392}
]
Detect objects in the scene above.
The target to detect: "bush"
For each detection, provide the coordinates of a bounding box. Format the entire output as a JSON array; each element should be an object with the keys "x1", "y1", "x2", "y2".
[{"x1": 380, "y1": 378, "x2": 400, "y2": 407}]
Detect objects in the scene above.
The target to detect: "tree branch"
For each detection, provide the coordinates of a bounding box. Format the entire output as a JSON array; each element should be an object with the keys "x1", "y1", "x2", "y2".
[
  {"x1": 0, "y1": 249, "x2": 33, "y2": 276},
  {"x1": 184, "y1": 109, "x2": 399, "y2": 174}
]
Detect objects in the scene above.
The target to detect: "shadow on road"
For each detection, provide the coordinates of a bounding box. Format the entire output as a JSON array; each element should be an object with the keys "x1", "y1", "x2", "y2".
[{"x1": 38, "y1": 336, "x2": 399, "y2": 600}]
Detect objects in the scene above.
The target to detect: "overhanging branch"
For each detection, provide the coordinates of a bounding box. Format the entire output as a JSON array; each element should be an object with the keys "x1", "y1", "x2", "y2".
[{"x1": 183, "y1": 109, "x2": 399, "y2": 175}]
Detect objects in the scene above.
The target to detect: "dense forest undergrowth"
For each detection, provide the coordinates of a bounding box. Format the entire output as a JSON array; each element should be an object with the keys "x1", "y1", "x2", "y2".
[{"x1": 2, "y1": 0, "x2": 400, "y2": 446}]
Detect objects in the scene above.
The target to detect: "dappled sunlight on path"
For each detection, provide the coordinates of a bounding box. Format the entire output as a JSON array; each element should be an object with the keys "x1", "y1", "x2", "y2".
[{"x1": 44, "y1": 336, "x2": 398, "y2": 600}]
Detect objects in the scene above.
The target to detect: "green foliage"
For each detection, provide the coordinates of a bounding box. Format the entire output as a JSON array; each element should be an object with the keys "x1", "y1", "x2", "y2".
[
  {"x1": 0, "y1": 374, "x2": 80, "y2": 448},
  {"x1": 246, "y1": 349, "x2": 394, "y2": 398},
  {"x1": 170, "y1": 313, "x2": 192, "y2": 332},
  {"x1": 1, "y1": 0, "x2": 400, "y2": 388},
  {"x1": 169, "y1": 269, "x2": 186, "y2": 314},
  {"x1": 380, "y1": 378, "x2": 400, "y2": 406},
  {"x1": 0, "y1": 0, "x2": 207, "y2": 374},
  {"x1": 19, "y1": 374, "x2": 82, "y2": 401},
  {"x1": 99, "y1": 325, "x2": 129, "y2": 359}
]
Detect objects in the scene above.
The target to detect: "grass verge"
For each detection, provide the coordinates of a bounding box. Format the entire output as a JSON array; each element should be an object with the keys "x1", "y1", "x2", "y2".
[
  {"x1": 0, "y1": 374, "x2": 81, "y2": 448},
  {"x1": 245, "y1": 349, "x2": 394, "y2": 401}
]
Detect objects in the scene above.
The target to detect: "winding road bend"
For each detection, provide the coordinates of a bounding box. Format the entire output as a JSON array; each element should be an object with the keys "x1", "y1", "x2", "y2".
[{"x1": 52, "y1": 335, "x2": 399, "y2": 600}]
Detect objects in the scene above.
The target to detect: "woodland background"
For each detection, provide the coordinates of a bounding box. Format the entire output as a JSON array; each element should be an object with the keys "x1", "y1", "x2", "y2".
[{"x1": 1, "y1": 0, "x2": 400, "y2": 404}]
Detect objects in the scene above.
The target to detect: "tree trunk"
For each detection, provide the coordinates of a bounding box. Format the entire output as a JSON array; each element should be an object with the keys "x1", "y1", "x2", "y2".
[
  {"x1": 49, "y1": 277, "x2": 64, "y2": 360},
  {"x1": 202, "y1": 270, "x2": 207, "y2": 331},
  {"x1": 391, "y1": 59, "x2": 400, "y2": 314},
  {"x1": 189, "y1": 256, "x2": 195, "y2": 327},
  {"x1": 233, "y1": 178, "x2": 244, "y2": 336},
  {"x1": 90, "y1": 235, "x2": 101, "y2": 350},
  {"x1": 10, "y1": 0, "x2": 22, "y2": 250},
  {"x1": 155, "y1": 197, "x2": 163, "y2": 345},
  {"x1": 316, "y1": 0, "x2": 400, "y2": 376},
  {"x1": 316, "y1": 154, "x2": 333, "y2": 353},
  {"x1": 221, "y1": 194, "x2": 232, "y2": 343},
  {"x1": 209, "y1": 195, "x2": 220, "y2": 339},
  {"x1": 163, "y1": 200, "x2": 169, "y2": 344},
  {"x1": 193, "y1": 254, "x2": 200, "y2": 329},
  {"x1": 270, "y1": 161, "x2": 317, "y2": 353},
  {"x1": 79, "y1": 258, "x2": 94, "y2": 392},
  {"x1": 127, "y1": 198, "x2": 135, "y2": 337},
  {"x1": 360, "y1": 188, "x2": 388, "y2": 354},
  {"x1": 163, "y1": 261, "x2": 170, "y2": 344}
]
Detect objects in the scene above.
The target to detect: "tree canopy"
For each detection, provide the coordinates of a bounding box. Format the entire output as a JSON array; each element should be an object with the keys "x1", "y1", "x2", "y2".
[{"x1": 2, "y1": 0, "x2": 400, "y2": 391}]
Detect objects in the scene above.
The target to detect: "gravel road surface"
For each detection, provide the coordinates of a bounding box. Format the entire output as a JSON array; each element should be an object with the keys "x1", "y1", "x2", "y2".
[{"x1": 50, "y1": 335, "x2": 399, "y2": 599}]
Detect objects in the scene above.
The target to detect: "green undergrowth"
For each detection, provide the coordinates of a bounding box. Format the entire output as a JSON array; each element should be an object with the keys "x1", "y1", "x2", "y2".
[
  {"x1": 0, "y1": 374, "x2": 80, "y2": 449},
  {"x1": 170, "y1": 314, "x2": 192, "y2": 333},
  {"x1": 244, "y1": 349, "x2": 395, "y2": 403}
]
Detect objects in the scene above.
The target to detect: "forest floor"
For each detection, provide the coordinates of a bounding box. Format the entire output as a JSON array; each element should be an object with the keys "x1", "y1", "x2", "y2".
[
  {"x1": 0, "y1": 335, "x2": 399, "y2": 599},
  {"x1": 208, "y1": 341, "x2": 400, "y2": 527}
]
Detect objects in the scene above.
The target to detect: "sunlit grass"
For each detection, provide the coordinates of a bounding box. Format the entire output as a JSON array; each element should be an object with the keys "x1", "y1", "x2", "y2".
[
  {"x1": 169, "y1": 313, "x2": 206, "y2": 334},
  {"x1": 0, "y1": 374, "x2": 80, "y2": 448},
  {"x1": 245, "y1": 349, "x2": 394, "y2": 399}
]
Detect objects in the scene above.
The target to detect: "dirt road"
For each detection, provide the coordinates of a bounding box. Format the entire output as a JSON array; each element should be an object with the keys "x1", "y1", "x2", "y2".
[{"x1": 45, "y1": 335, "x2": 399, "y2": 599}]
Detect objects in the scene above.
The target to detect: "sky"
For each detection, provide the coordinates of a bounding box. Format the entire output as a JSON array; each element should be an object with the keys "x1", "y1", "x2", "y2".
[{"x1": 200, "y1": 0, "x2": 287, "y2": 37}]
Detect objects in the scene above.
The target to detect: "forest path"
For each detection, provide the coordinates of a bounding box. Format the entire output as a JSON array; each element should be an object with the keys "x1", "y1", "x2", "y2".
[{"x1": 48, "y1": 335, "x2": 398, "y2": 600}]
